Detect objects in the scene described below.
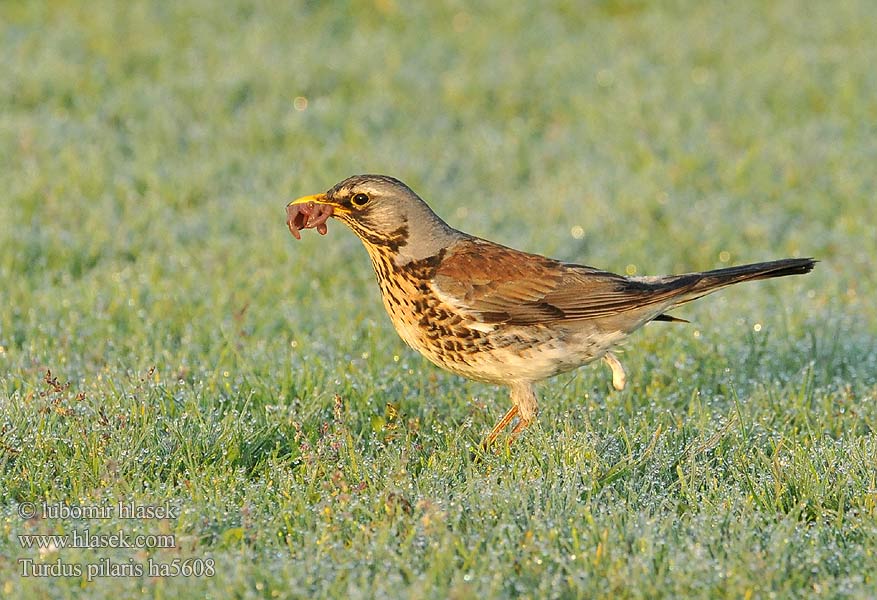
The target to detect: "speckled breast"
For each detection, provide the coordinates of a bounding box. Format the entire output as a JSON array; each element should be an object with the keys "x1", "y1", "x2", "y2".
[{"x1": 365, "y1": 249, "x2": 501, "y2": 381}]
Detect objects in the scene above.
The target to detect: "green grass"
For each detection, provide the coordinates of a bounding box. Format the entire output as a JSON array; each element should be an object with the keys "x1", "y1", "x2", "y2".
[{"x1": 2, "y1": 0, "x2": 876, "y2": 597}]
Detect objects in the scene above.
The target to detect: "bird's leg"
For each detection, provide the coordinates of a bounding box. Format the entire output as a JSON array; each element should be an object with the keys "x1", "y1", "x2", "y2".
[
  {"x1": 509, "y1": 416, "x2": 532, "y2": 438},
  {"x1": 506, "y1": 382, "x2": 538, "y2": 443},
  {"x1": 480, "y1": 383, "x2": 540, "y2": 449},
  {"x1": 481, "y1": 405, "x2": 519, "y2": 449},
  {"x1": 602, "y1": 352, "x2": 626, "y2": 391}
]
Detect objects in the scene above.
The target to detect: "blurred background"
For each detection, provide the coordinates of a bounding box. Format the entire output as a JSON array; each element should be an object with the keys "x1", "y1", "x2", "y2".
[
  {"x1": 1, "y1": 1, "x2": 875, "y2": 597},
  {"x1": 2, "y1": 0, "x2": 874, "y2": 379}
]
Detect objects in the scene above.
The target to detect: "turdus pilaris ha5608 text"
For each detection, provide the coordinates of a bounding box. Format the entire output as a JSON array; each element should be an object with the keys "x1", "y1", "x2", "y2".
[{"x1": 287, "y1": 175, "x2": 815, "y2": 447}]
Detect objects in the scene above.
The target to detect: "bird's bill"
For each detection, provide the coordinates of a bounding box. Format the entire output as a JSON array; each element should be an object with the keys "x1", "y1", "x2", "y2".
[
  {"x1": 287, "y1": 193, "x2": 328, "y2": 207},
  {"x1": 286, "y1": 193, "x2": 337, "y2": 239}
]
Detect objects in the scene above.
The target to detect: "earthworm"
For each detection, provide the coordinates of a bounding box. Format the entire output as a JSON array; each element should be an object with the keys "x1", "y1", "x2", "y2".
[{"x1": 286, "y1": 201, "x2": 333, "y2": 239}]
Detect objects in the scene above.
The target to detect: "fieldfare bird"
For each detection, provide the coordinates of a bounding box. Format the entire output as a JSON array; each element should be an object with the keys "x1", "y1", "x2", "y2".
[{"x1": 287, "y1": 175, "x2": 815, "y2": 447}]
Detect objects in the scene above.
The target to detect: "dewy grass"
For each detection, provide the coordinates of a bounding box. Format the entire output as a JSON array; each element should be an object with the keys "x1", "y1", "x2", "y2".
[{"x1": 2, "y1": 0, "x2": 876, "y2": 598}]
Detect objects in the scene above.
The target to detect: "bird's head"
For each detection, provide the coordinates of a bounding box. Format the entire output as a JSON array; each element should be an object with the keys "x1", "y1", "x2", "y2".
[{"x1": 287, "y1": 174, "x2": 459, "y2": 262}]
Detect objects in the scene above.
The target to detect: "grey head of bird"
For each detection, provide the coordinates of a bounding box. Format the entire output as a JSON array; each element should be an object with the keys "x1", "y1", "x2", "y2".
[{"x1": 287, "y1": 174, "x2": 461, "y2": 263}]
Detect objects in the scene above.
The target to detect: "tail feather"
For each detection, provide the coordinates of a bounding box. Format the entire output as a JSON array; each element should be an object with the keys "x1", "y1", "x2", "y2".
[
  {"x1": 596, "y1": 257, "x2": 814, "y2": 329},
  {"x1": 653, "y1": 313, "x2": 690, "y2": 323},
  {"x1": 672, "y1": 257, "x2": 817, "y2": 307}
]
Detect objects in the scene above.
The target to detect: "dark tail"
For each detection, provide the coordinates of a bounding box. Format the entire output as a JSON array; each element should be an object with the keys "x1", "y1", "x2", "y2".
[
  {"x1": 671, "y1": 257, "x2": 817, "y2": 306},
  {"x1": 649, "y1": 258, "x2": 816, "y2": 322},
  {"x1": 692, "y1": 257, "x2": 815, "y2": 290}
]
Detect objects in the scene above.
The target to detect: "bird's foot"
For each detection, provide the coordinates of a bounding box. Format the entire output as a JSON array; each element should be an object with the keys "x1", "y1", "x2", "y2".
[
  {"x1": 603, "y1": 352, "x2": 626, "y2": 391},
  {"x1": 480, "y1": 405, "x2": 519, "y2": 450},
  {"x1": 478, "y1": 404, "x2": 537, "y2": 451}
]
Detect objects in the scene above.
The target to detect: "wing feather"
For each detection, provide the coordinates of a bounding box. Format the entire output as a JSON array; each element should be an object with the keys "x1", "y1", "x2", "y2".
[{"x1": 432, "y1": 239, "x2": 698, "y2": 326}]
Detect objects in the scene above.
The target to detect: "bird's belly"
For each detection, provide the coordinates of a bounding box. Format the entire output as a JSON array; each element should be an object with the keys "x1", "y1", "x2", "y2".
[
  {"x1": 371, "y1": 260, "x2": 627, "y2": 384},
  {"x1": 450, "y1": 327, "x2": 627, "y2": 383},
  {"x1": 385, "y1": 293, "x2": 626, "y2": 384}
]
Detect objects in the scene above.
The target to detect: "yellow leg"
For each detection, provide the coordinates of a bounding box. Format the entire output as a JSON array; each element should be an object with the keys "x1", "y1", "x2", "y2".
[
  {"x1": 507, "y1": 382, "x2": 537, "y2": 444},
  {"x1": 508, "y1": 415, "x2": 533, "y2": 442},
  {"x1": 481, "y1": 405, "x2": 519, "y2": 449}
]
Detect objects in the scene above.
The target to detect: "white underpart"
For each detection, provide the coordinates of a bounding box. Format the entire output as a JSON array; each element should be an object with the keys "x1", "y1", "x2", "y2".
[
  {"x1": 466, "y1": 321, "x2": 498, "y2": 334},
  {"x1": 457, "y1": 326, "x2": 628, "y2": 384},
  {"x1": 429, "y1": 284, "x2": 497, "y2": 333}
]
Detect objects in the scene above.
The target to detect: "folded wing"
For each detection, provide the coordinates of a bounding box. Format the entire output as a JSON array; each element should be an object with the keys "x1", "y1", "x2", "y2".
[{"x1": 432, "y1": 239, "x2": 699, "y2": 327}]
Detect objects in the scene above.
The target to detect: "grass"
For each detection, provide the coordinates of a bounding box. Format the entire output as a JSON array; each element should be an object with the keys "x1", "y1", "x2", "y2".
[{"x1": 1, "y1": 0, "x2": 876, "y2": 597}]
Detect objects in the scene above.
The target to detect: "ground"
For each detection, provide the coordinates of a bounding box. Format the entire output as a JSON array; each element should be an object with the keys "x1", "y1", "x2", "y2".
[{"x1": 1, "y1": 0, "x2": 876, "y2": 598}]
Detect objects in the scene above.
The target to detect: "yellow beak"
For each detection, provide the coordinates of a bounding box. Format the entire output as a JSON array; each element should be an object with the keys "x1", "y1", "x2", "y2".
[
  {"x1": 287, "y1": 193, "x2": 329, "y2": 207},
  {"x1": 287, "y1": 192, "x2": 351, "y2": 215}
]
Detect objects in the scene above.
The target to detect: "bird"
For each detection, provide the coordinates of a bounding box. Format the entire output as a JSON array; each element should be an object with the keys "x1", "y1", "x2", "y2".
[{"x1": 286, "y1": 174, "x2": 815, "y2": 447}]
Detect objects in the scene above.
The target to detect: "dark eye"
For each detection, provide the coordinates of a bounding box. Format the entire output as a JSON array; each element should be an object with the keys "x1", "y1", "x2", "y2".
[{"x1": 351, "y1": 193, "x2": 370, "y2": 207}]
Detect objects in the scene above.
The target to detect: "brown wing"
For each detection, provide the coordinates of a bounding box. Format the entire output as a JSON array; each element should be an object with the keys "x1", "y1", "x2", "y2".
[{"x1": 432, "y1": 239, "x2": 699, "y2": 326}]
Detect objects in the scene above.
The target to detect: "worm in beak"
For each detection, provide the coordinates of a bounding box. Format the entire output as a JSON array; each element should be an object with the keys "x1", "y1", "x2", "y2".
[{"x1": 286, "y1": 201, "x2": 334, "y2": 239}]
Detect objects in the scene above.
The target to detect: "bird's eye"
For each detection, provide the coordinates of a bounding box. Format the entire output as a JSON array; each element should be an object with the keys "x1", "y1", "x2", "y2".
[{"x1": 351, "y1": 193, "x2": 370, "y2": 207}]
